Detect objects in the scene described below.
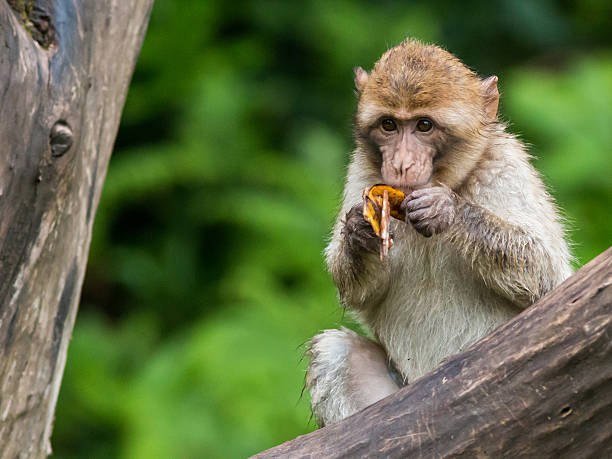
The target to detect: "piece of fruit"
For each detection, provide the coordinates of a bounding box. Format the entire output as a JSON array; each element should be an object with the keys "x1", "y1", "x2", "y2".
[{"x1": 362, "y1": 184, "x2": 406, "y2": 260}]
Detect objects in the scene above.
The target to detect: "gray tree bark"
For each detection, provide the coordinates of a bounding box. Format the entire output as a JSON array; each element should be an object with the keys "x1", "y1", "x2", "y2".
[
  {"x1": 256, "y1": 247, "x2": 612, "y2": 458},
  {"x1": 0, "y1": 1, "x2": 153, "y2": 456}
]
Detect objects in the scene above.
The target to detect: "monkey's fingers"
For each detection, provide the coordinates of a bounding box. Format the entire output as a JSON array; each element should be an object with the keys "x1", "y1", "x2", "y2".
[
  {"x1": 406, "y1": 208, "x2": 433, "y2": 223},
  {"x1": 412, "y1": 219, "x2": 434, "y2": 238},
  {"x1": 401, "y1": 195, "x2": 433, "y2": 213},
  {"x1": 350, "y1": 230, "x2": 381, "y2": 254},
  {"x1": 406, "y1": 187, "x2": 437, "y2": 199}
]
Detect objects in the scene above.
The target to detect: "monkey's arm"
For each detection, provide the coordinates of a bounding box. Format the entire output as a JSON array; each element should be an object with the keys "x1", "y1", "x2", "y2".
[
  {"x1": 445, "y1": 198, "x2": 564, "y2": 307},
  {"x1": 326, "y1": 158, "x2": 394, "y2": 310},
  {"x1": 326, "y1": 204, "x2": 392, "y2": 310},
  {"x1": 306, "y1": 328, "x2": 401, "y2": 427},
  {"x1": 402, "y1": 152, "x2": 572, "y2": 308}
]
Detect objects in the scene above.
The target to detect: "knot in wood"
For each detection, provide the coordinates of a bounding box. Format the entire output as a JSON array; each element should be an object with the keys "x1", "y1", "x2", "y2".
[
  {"x1": 7, "y1": 2, "x2": 56, "y2": 48},
  {"x1": 50, "y1": 121, "x2": 73, "y2": 157}
]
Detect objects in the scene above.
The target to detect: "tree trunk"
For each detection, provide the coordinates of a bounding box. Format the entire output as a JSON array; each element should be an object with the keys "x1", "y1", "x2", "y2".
[
  {"x1": 256, "y1": 247, "x2": 612, "y2": 458},
  {"x1": 0, "y1": 1, "x2": 153, "y2": 456}
]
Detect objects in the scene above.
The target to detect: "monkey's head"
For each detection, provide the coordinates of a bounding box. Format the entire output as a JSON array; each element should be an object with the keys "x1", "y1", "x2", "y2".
[{"x1": 354, "y1": 39, "x2": 499, "y2": 191}]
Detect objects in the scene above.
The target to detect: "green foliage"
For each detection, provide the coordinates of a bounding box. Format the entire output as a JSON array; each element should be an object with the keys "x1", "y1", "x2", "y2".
[{"x1": 53, "y1": 1, "x2": 611, "y2": 457}]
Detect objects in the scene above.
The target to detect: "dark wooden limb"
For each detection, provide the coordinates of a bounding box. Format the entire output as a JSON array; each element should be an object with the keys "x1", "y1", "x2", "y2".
[
  {"x1": 0, "y1": 1, "x2": 153, "y2": 456},
  {"x1": 256, "y1": 248, "x2": 612, "y2": 458}
]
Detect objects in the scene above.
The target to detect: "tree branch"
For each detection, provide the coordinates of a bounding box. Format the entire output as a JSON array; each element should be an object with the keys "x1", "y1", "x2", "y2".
[
  {"x1": 256, "y1": 247, "x2": 612, "y2": 457},
  {"x1": 0, "y1": 1, "x2": 153, "y2": 456}
]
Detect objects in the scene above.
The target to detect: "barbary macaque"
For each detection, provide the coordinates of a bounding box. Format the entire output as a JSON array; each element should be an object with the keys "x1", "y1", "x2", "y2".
[{"x1": 306, "y1": 39, "x2": 573, "y2": 426}]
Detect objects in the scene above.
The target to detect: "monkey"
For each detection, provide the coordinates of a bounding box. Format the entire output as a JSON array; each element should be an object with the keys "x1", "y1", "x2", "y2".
[{"x1": 306, "y1": 39, "x2": 573, "y2": 427}]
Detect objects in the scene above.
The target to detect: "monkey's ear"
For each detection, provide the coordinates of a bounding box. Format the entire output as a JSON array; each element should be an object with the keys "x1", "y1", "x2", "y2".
[
  {"x1": 482, "y1": 75, "x2": 499, "y2": 121},
  {"x1": 354, "y1": 66, "x2": 369, "y2": 93}
]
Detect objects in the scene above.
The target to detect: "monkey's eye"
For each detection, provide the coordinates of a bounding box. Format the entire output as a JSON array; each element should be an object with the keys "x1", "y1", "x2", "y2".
[
  {"x1": 416, "y1": 118, "x2": 434, "y2": 132},
  {"x1": 381, "y1": 118, "x2": 397, "y2": 132}
]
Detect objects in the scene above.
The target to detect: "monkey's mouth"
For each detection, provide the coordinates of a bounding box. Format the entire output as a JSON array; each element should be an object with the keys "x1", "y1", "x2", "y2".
[
  {"x1": 381, "y1": 166, "x2": 433, "y2": 195},
  {"x1": 386, "y1": 180, "x2": 432, "y2": 196}
]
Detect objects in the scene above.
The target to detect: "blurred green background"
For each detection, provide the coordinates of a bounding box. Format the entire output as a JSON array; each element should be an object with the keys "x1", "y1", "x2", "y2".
[{"x1": 52, "y1": 1, "x2": 611, "y2": 457}]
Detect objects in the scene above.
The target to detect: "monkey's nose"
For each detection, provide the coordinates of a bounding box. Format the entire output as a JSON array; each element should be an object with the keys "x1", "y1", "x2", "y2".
[
  {"x1": 393, "y1": 158, "x2": 410, "y2": 175},
  {"x1": 402, "y1": 163, "x2": 415, "y2": 177}
]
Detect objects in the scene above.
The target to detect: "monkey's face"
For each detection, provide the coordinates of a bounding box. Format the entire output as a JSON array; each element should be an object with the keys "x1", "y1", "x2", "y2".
[
  {"x1": 353, "y1": 39, "x2": 499, "y2": 190},
  {"x1": 367, "y1": 115, "x2": 445, "y2": 191}
]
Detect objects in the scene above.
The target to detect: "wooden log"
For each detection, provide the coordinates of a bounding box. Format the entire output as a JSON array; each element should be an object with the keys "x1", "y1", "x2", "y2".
[
  {"x1": 256, "y1": 247, "x2": 612, "y2": 458},
  {"x1": 0, "y1": 1, "x2": 153, "y2": 456}
]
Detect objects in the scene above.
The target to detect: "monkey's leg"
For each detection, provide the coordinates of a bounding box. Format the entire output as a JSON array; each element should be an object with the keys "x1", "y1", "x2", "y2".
[{"x1": 306, "y1": 328, "x2": 401, "y2": 427}]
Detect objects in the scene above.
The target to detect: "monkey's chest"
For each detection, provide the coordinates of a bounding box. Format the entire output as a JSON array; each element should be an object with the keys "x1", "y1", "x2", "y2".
[{"x1": 371, "y1": 228, "x2": 515, "y2": 381}]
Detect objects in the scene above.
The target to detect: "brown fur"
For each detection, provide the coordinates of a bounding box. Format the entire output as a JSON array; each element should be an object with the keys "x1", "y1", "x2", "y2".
[
  {"x1": 360, "y1": 40, "x2": 480, "y2": 110},
  {"x1": 306, "y1": 39, "x2": 573, "y2": 427}
]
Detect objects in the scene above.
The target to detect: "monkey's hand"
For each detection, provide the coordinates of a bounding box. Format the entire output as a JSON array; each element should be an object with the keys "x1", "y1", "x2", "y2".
[
  {"x1": 400, "y1": 186, "x2": 457, "y2": 237},
  {"x1": 328, "y1": 204, "x2": 394, "y2": 311},
  {"x1": 342, "y1": 204, "x2": 385, "y2": 254}
]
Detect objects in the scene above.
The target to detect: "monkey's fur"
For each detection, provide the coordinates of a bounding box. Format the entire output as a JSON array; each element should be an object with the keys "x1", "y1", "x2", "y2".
[{"x1": 306, "y1": 39, "x2": 573, "y2": 427}]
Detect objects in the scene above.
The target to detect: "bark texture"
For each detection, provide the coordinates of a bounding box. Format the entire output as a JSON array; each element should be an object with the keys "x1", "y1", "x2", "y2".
[
  {"x1": 256, "y1": 247, "x2": 612, "y2": 458},
  {"x1": 0, "y1": 1, "x2": 153, "y2": 456}
]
